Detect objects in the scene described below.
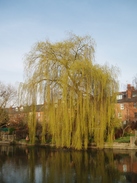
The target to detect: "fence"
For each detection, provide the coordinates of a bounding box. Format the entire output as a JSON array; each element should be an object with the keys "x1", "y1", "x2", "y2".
[{"x1": 0, "y1": 132, "x2": 16, "y2": 141}]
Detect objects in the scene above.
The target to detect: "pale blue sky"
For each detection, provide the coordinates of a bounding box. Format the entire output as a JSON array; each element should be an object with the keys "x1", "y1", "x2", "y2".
[{"x1": 0, "y1": 0, "x2": 137, "y2": 90}]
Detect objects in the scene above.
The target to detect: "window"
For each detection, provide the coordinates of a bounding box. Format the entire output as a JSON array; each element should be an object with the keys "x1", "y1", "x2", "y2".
[
  {"x1": 117, "y1": 94, "x2": 122, "y2": 100},
  {"x1": 15, "y1": 107, "x2": 18, "y2": 111},
  {"x1": 123, "y1": 121, "x2": 127, "y2": 125},
  {"x1": 133, "y1": 103, "x2": 137, "y2": 108},
  {"x1": 123, "y1": 164, "x2": 127, "y2": 172},
  {"x1": 120, "y1": 104, "x2": 124, "y2": 110},
  {"x1": 135, "y1": 112, "x2": 137, "y2": 118},
  {"x1": 20, "y1": 106, "x2": 24, "y2": 111},
  {"x1": 118, "y1": 113, "x2": 122, "y2": 118},
  {"x1": 132, "y1": 93, "x2": 137, "y2": 97}
]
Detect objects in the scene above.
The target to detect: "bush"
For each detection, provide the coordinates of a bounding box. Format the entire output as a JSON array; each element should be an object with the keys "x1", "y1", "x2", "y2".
[{"x1": 8, "y1": 127, "x2": 15, "y2": 135}]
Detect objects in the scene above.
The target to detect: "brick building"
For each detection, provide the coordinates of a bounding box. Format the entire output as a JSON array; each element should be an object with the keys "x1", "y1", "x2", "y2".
[
  {"x1": 116, "y1": 84, "x2": 137, "y2": 125},
  {"x1": 3, "y1": 84, "x2": 137, "y2": 132},
  {"x1": 6, "y1": 104, "x2": 44, "y2": 125}
]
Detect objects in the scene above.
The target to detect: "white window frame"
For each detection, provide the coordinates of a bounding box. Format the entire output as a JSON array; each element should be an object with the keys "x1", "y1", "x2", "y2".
[
  {"x1": 38, "y1": 112, "x2": 41, "y2": 117},
  {"x1": 118, "y1": 113, "x2": 122, "y2": 118},
  {"x1": 117, "y1": 94, "x2": 122, "y2": 100},
  {"x1": 120, "y1": 103, "x2": 124, "y2": 110}
]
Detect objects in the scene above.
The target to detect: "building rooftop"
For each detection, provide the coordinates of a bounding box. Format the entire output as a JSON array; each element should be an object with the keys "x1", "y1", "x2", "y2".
[{"x1": 117, "y1": 84, "x2": 137, "y2": 103}]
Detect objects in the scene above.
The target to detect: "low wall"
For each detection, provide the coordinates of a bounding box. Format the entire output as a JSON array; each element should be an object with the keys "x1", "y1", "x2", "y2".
[
  {"x1": 1, "y1": 134, "x2": 16, "y2": 141},
  {"x1": 104, "y1": 136, "x2": 137, "y2": 150}
]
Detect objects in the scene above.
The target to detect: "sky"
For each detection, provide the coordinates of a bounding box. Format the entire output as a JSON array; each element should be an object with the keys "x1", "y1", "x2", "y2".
[{"x1": 0, "y1": 0, "x2": 137, "y2": 90}]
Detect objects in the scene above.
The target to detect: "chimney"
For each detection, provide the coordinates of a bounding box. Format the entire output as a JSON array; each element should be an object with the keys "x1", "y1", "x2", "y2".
[{"x1": 127, "y1": 84, "x2": 134, "y2": 98}]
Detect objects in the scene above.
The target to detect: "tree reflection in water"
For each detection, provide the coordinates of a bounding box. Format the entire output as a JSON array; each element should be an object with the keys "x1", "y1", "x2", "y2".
[{"x1": 0, "y1": 145, "x2": 137, "y2": 183}]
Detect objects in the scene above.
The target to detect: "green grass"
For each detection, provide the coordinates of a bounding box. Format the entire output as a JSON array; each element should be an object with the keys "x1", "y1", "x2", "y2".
[{"x1": 114, "y1": 136, "x2": 131, "y2": 143}]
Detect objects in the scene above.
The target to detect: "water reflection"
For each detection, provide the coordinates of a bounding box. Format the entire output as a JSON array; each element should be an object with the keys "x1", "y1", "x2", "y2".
[{"x1": 0, "y1": 145, "x2": 137, "y2": 183}]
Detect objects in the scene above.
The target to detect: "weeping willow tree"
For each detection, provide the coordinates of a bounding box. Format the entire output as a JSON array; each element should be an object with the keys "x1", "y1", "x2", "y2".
[{"x1": 19, "y1": 34, "x2": 119, "y2": 149}]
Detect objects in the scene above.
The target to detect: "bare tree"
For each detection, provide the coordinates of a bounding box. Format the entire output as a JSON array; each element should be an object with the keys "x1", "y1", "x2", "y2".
[
  {"x1": 132, "y1": 74, "x2": 137, "y2": 89},
  {"x1": 0, "y1": 81, "x2": 17, "y2": 126}
]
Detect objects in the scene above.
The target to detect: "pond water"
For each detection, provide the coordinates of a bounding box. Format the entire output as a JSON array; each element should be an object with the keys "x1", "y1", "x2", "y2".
[{"x1": 0, "y1": 145, "x2": 137, "y2": 183}]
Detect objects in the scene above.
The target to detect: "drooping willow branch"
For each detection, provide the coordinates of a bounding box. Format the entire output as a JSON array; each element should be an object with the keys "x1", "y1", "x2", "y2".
[{"x1": 19, "y1": 34, "x2": 120, "y2": 149}]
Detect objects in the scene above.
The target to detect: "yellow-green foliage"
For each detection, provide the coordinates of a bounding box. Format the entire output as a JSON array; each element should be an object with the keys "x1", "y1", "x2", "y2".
[{"x1": 19, "y1": 34, "x2": 119, "y2": 149}]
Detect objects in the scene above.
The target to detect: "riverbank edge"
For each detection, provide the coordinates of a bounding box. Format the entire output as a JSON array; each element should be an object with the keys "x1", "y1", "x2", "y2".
[{"x1": 1, "y1": 140, "x2": 137, "y2": 150}]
